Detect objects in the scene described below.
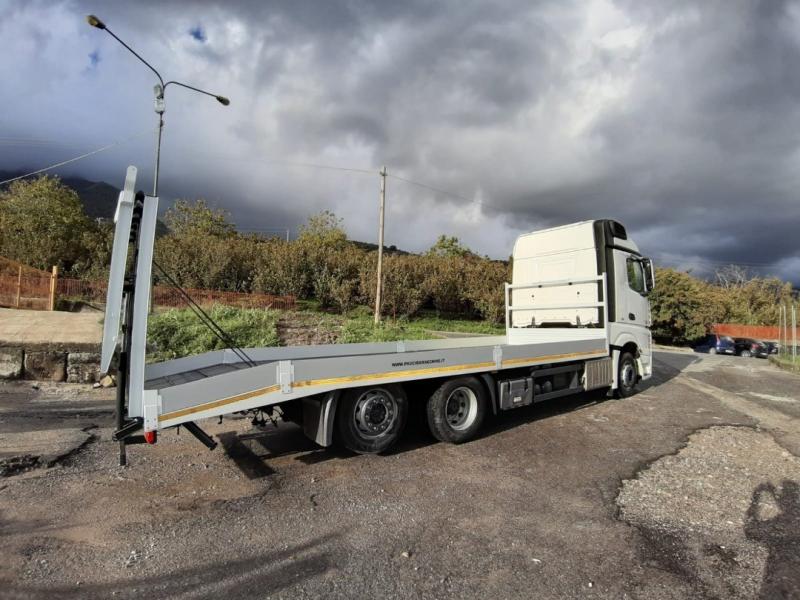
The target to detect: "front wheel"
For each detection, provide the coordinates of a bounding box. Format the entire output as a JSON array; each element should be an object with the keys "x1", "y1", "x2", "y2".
[
  {"x1": 615, "y1": 352, "x2": 639, "y2": 398},
  {"x1": 336, "y1": 384, "x2": 408, "y2": 454},
  {"x1": 426, "y1": 377, "x2": 487, "y2": 443},
  {"x1": 740, "y1": 350, "x2": 752, "y2": 358}
]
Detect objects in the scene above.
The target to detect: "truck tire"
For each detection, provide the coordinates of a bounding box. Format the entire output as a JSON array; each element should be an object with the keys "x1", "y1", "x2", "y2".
[
  {"x1": 336, "y1": 384, "x2": 407, "y2": 454},
  {"x1": 426, "y1": 377, "x2": 487, "y2": 443},
  {"x1": 615, "y1": 352, "x2": 638, "y2": 398}
]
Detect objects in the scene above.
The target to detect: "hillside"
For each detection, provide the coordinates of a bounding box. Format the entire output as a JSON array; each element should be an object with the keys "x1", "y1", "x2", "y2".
[{"x1": 0, "y1": 171, "x2": 120, "y2": 220}]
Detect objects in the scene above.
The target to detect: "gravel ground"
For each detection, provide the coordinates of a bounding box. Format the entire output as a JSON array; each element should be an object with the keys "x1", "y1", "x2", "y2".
[{"x1": 0, "y1": 351, "x2": 798, "y2": 599}]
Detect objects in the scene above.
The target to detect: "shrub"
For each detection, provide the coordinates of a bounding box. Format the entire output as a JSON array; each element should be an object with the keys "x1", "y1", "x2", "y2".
[
  {"x1": 252, "y1": 239, "x2": 310, "y2": 298},
  {"x1": 147, "y1": 305, "x2": 280, "y2": 362},
  {"x1": 421, "y1": 255, "x2": 471, "y2": 315},
  {"x1": 463, "y1": 259, "x2": 509, "y2": 324},
  {"x1": 360, "y1": 254, "x2": 426, "y2": 318}
]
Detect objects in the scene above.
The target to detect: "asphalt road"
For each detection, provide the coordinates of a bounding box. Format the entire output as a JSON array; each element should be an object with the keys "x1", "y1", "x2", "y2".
[{"x1": 0, "y1": 351, "x2": 798, "y2": 599}]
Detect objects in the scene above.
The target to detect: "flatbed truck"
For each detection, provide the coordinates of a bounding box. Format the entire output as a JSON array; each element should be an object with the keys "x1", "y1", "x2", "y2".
[{"x1": 103, "y1": 166, "x2": 654, "y2": 460}]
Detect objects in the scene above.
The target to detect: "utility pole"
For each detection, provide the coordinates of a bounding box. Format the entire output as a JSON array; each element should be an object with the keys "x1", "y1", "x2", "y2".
[{"x1": 374, "y1": 166, "x2": 387, "y2": 325}]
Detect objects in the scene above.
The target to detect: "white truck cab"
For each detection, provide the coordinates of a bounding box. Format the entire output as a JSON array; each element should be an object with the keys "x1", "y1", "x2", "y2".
[{"x1": 510, "y1": 219, "x2": 654, "y2": 393}]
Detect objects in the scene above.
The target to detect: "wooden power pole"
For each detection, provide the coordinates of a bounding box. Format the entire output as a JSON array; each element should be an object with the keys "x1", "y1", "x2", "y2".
[{"x1": 374, "y1": 166, "x2": 387, "y2": 324}]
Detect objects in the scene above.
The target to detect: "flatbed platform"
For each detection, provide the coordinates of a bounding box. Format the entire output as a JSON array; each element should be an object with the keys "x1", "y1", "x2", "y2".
[{"x1": 144, "y1": 331, "x2": 608, "y2": 429}]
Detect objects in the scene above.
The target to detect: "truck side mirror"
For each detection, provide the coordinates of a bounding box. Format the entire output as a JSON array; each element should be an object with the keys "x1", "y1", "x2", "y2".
[{"x1": 642, "y1": 258, "x2": 654, "y2": 293}]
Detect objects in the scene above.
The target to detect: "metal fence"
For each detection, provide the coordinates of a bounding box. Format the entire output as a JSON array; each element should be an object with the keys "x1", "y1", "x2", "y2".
[
  {"x1": 58, "y1": 278, "x2": 296, "y2": 311},
  {"x1": 0, "y1": 257, "x2": 56, "y2": 310},
  {"x1": 712, "y1": 324, "x2": 785, "y2": 341},
  {"x1": 1, "y1": 256, "x2": 295, "y2": 312},
  {"x1": 777, "y1": 303, "x2": 798, "y2": 366}
]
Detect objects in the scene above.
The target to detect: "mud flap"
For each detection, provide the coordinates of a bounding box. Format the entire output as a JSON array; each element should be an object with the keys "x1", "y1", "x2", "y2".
[{"x1": 302, "y1": 391, "x2": 340, "y2": 447}]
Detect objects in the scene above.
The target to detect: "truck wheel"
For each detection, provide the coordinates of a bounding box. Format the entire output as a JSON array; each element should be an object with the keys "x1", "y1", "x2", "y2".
[
  {"x1": 615, "y1": 352, "x2": 638, "y2": 398},
  {"x1": 426, "y1": 377, "x2": 487, "y2": 443},
  {"x1": 336, "y1": 384, "x2": 407, "y2": 454}
]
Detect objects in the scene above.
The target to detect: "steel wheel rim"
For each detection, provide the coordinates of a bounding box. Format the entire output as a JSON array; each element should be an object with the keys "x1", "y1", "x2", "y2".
[
  {"x1": 445, "y1": 386, "x2": 478, "y2": 431},
  {"x1": 621, "y1": 362, "x2": 636, "y2": 388},
  {"x1": 354, "y1": 389, "x2": 397, "y2": 438}
]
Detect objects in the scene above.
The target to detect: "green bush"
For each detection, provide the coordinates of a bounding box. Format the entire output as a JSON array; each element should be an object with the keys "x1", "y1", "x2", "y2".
[
  {"x1": 359, "y1": 254, "x2": 426, "y2": 318},
  {"x1": 147, "y1": 305, "x2": 280, "y2": 362}
]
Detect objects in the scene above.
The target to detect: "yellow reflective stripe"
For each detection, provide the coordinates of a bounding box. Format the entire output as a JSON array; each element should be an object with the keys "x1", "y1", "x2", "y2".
[{"x1": 158, "y1": 384, "x2": 281, "y2": 422}]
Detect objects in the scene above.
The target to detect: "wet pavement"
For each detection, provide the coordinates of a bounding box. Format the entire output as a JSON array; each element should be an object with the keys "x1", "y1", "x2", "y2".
[{"x1": 0, "y1": 351, "x2": 798, "y2": 599}]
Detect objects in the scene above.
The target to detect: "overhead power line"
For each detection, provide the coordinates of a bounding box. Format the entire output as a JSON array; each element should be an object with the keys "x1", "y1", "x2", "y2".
[
  {"x1": 386, "y1": 172, "x2": 507, "y2": 212},
  {"x1": 0, "y1": 130, "x2": 152, "y2": 186}
]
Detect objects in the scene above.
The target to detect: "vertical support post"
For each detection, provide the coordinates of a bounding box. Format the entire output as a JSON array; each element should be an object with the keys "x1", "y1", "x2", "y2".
[
  {"x1": 783, "y1": 305, "x2": 787, "y2": 357},
  {"x1": 15, "y1": 265, "x2": 22, "y2": 308},
  {"x1": 49, "y1": 266, "x2": 58, "y2": 311},
  {"x1": 374, "y1": 166, "x2": 387, "y2": 325},
  {"x1": 504, "y1": 283, "x2": 511, "y2": 331},
  {"x1": 781, "y1": 305, "x2": 785, "y2": 356},
  {"x1": 793, "y1": 304, "x2": 797, "y2": 363}
]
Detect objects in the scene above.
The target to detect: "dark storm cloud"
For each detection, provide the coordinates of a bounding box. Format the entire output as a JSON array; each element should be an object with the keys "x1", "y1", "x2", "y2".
[{"x1": 1, "y1": 0, "x2": 799, "y2": 282}]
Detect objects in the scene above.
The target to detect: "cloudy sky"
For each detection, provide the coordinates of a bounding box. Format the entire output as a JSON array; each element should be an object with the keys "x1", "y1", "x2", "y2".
[{"x1": 2, "y1": 0, "x2": 800, "y2": 282}]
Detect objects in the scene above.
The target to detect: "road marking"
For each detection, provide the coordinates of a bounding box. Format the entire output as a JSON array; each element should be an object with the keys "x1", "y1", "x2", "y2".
[
  {"x1": 678, "y1": 377, "x2": 799, "y2": 434},
  {"x1": 747, "y1": 392, "x2": 798, "y2": 404}
]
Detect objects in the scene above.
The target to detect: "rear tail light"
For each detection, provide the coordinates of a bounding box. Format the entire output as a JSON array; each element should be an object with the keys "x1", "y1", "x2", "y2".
[{"x1": 144, "y1": 430, "x2": 157, "y2": 444}]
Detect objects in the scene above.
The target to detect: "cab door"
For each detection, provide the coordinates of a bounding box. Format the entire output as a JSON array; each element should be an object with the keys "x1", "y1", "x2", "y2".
[{"x1": 611, "y1": 250, "x2": 650, "y2": 327}]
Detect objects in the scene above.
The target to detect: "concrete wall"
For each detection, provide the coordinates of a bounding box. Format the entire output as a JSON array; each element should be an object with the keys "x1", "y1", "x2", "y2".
[{"x1": 0, "y1": 345, "x2": 102, "y2": 383}]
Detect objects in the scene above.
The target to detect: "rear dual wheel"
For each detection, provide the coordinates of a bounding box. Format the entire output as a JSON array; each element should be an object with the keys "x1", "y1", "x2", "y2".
[
  {"x1": 336, "y1": 384, "x2": 408, "y2": 454},
  {"x1": 335, "y1": 376, "x2": 489, "y2": 453}
]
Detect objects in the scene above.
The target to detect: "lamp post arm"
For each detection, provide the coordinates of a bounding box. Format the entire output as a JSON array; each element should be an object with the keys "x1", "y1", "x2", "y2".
[
  {"x1": 164, "y1": 80, "x2": 230, "y2": 105},
  {"x1": 102, "y1": 26, "x2": 164, "y2": 87}
]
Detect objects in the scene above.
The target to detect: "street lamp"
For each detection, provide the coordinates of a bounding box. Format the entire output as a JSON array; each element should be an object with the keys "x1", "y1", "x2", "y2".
[{"x1": 86, "y1": 14, "x2": 229, "y2": 196}]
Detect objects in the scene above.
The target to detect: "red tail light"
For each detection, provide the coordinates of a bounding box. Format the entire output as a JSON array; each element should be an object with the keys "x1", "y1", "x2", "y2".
[{"x1": 144, "y1": 430, "x2": 157, "y2": 444}]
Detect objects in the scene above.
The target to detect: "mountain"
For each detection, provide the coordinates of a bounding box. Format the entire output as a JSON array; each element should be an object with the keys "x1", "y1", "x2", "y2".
[
  {"x1": 0, "y1": 171, "x2": 172, "y2": 237},
  {"x1": 60, "y1": 176, "x2": 121, "y2": 219},
  {"x1": 0, "y1": 171, "x2": 120, "y2": 219}
]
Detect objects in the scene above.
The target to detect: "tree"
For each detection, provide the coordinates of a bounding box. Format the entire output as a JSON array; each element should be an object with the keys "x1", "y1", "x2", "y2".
[
  {"x1": 0, "y1": 175, "x2": 94, "y2": 272},
  {"x1": 649, "y1": 267, "x2": 725, "y2": 344},
  {"x1": 297, "y1": 210, "x2": 347, "y2": 248},
  {"x1": 164, "y1": 199, "x2": 235, "y2": 238},
  {"x1": 426, "y1": 235, "x2": 472, "y2": 257}
]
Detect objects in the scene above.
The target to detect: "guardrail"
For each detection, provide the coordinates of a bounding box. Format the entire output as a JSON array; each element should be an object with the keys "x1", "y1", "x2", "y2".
[{"x1": 504, "y1": 274, "x2": 607, "y2": 330}]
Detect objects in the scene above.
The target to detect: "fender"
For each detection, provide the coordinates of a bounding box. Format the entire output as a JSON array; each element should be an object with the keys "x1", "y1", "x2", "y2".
[
  {"x1": 479, "y1": 373, "x2": 499, "y2": 415},
  {"x1": 610, "y1": 331, "x2": 640, "y2": 389}
]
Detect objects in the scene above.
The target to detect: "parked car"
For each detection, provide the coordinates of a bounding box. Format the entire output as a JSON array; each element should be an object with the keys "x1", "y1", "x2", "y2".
[
  {"x1": 694, "y1": 334, "x2": 736, "y2": 355},
  {"x1": 733, "y1": 338, "x2": 768, "y2": 358},
  {"x1": 761, "y1": 341, "x2": 779, "y2": 355}
]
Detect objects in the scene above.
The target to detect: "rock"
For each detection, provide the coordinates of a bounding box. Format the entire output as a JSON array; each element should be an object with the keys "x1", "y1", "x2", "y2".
[
  {"x1": 0, "y1": 347, "x2": 23, "y2": 379},
  {"x1": 401, "y1": 551, "x2": 411, "y2": 559},
  {"x1": 24, "y1": 351, "x2": 66, "y2": 382},
  {"x1": 66, "y1": 352, "x2": 101, "y2": 384},
  {"x1": 99, "y1": 374, "x2": 116, "y2": 388}
]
